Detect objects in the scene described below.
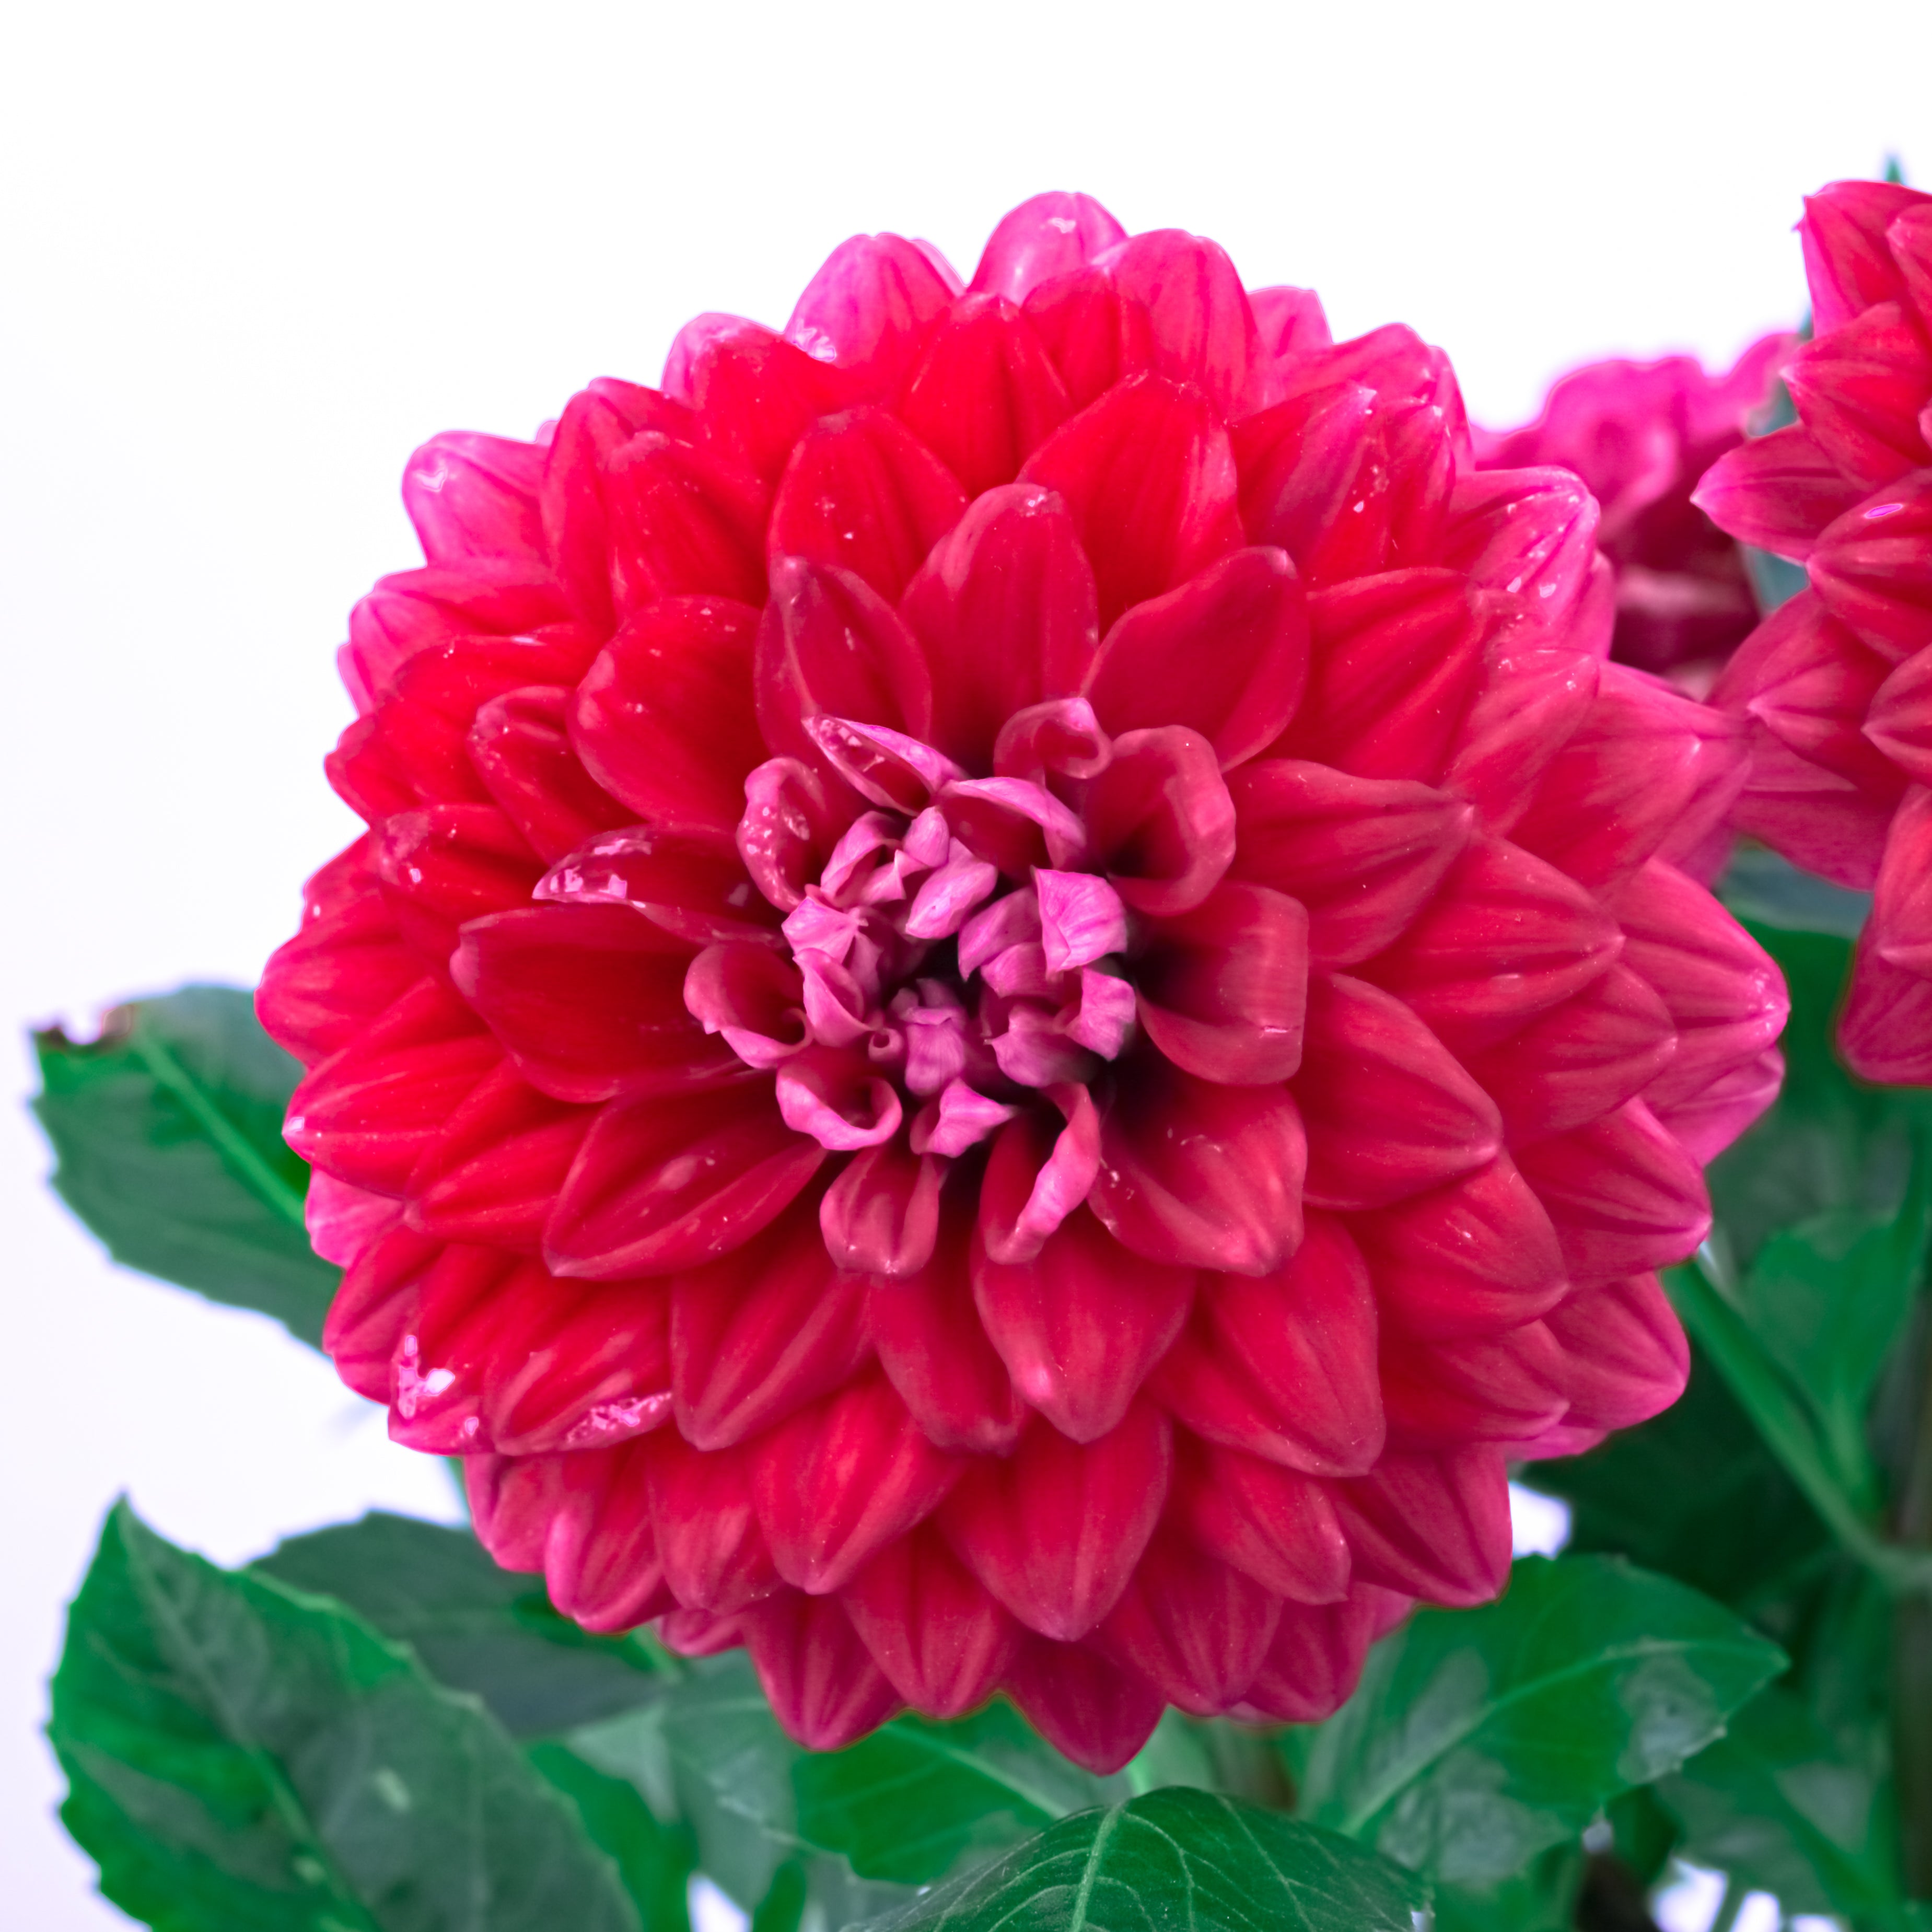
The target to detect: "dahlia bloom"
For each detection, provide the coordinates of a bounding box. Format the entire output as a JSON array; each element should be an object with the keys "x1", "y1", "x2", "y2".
[
  {"x1": 1476, "y1": 338, "x2": 1790, "y2": 684},
  {"x1": 264, "y1": 192, "x2": 1786, "y2": 1771},
  {"x1": 1696, "y1": 180, "x2": 1932, "y2": 1082}
]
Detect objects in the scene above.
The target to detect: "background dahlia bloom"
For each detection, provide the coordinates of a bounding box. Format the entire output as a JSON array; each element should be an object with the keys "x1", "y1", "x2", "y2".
[
  {"x1": 1696, "y1": 179, "x2": 1932, "y2": 1082},
  {"x1": 262, "y1": 191, "x2": 1787, "y2": 1771},
  {"x1": 1475, "y1": 339, "x2": 1790, "y2": 686}
]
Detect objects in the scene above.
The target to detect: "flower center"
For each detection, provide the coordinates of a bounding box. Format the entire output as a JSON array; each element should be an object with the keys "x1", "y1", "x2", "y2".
[{"x1": 690, "y1": 706, "x2": 1138, "y2": 1161}]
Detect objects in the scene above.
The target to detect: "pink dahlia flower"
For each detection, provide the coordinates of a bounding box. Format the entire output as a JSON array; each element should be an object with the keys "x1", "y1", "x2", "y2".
[
  {"x1": 1476, "y1": 338, "x2": 1791, "y2": 685},
  {"x1": 1696, "y1": 179, "x2": 1932, "y2": 1082},
  {"x1": 264, "y1": 192, "x2": 1786, "y2": 1771}
]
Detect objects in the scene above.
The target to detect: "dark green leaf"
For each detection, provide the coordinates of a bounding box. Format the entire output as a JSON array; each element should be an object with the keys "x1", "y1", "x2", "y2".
[
  {"x1": 31, "y1": 986, "x2": 336, "y2": 1345},
  {"x1": 1293, "y1": 1555, "x2": 1784, "y2": 1885},
  {"x1": 792, "y1": 1702, "x2": 1118, "y2": 1884},
  {"x1": 255, "y1": 1513, "x2": 665, "y2": 1738},
  {"x1": 1605, "y1": 1784, "x2": 1681, "y2": 1889},
  {"x1": 1430, "y1": 1842, "x2": 1583, "y2": 1932},
  {"x1": 50, "y1": 1499, "x2": 639, "y2": 1932},
  {"x1": 1531, "y1": 1347, "x2": 1833, "y2": 1615},
  {"x1": 852, "y1": 1787, "x2": 1427, "y2": 1932},
  {"x1": 749, "y1": 1863, "x2": 806, "y2": 1932},
  {"x1": 527, "y1": 1744, "x2": 694, "y2": 1931},
  {"x1": 1656, "y1": 1684, "x2": 1902, "y2": 1923}
]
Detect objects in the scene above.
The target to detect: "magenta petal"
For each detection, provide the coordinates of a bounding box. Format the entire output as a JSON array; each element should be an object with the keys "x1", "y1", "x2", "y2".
[
  {"x1": 1379, "y1": 1320, "x2": 1569, "y2": 1445},
  {"x1": 868, "y1": 1192, "x2": 1026, "y2": 1455},
  {"x1": 455, "y1": 904, "x2": 742, "y2": 1105},
  {"x1": 1228, "y1": 759, "x2": 1473, "y2": 968},
  {"x1": 1691, "y1": 425, "x2": 1867, "y2": 561},
  {"x1": 1438, "y1": 466, "x2": 1600, "y2": 632},
  {"x1": 940, "y1": 1402, "x2": 1171, "y2": 1640},
  {"x1": 1367, "y1": 837, "x2": 1623, "y2": 1055},
  {"x1": 1084, "y1": 547, "x2": 1310, "y2": 770},
  {"x1": 1801, "y1": 180, "x2": 1928, "y2": 332},
  {"x1": 646, "y1": 1431, "x2": 782, "y2": 1613},
  {"x1": 602, "y1": 431, "x2": 769, "y2": 615},
  {"x1": 1151, "y1": 1213, "x2": 1383, "y2": 1477},
  {"x1": 1097, "y1": 228, "x2": 1263, "y2": 418},
  {"x1": 542, "y1": 1442, "x2": 676, "y2": 1632},
  {"x1": 670, "y1": 1200, "x2": 870, "y2": 1449},
  {"x1": 820, "y1": 1137, "x2": 945, "y2": 1277},
  {"x1": 1865, "y1": 638, "x2": 1932, "y2": 786},
  {"x1": 785, "y1": 231, "x2": 956, "y2": 397},
  {"x1": 1539, "y1": 1272, "x2": 1690, "y2": 1438},
  {"x1": 901, "y1": 484, "x2": 1100, "y2": 770},
  {"x1": 544, "y1": 1081, "x2": 824, "y2": 1278},
  {"x1": 970, "y1": 192, "x2": 1129, "y2": 302},
  {"x1": 1005, "y1": 1638, "x2": 1164, "y2": 1774},
  {"x1": 1873, "y1": 786, "x2": 1932, "y2": 979},
  {"x1": 403, "y1": 430, "x2": 546, "y2": 568},
  {"x1": 840, "y1": 1528, "x2": 1020, "y2": 1717},
  {"x1": 1036, "y1": 870, "x2": 1130, "y2": 971},
  {"x1": 776, "y1": 1049, "x2": 904, "y2": 1151},
  {"x1": 1096, "y1": 1528, "x2": 1280, "y2": 1715},
  {"x1": 1086, "y1": 725, "x2": 1237, "y2": 916},
  {"x1": 1810, "y1": 472, "x2": 1932, "y2": 663},
  {"x1": 571, "y1": 597, "x2": 766, "y2": 836},
  {"x1": 1137, "y1": 880, "x2": 1310, "y2": 1086},
  {"x1": 1330, "y1": 1442, "x2": 1512, "y2": 1608},
  {"x1": 1093, "y1": 1058, "x2": 1306, "y2": 1276},
  {"x1": 899, "y1": 294, "x2": 1072, "y2": 497},
  {"x1": 1468, "y1": 965, "x2": 1679, "y2": 1144},
  {"x1": 1172, "y1": 1440, "x2": 1352, "y2": 1604},
  {"x1": 1842, "y1": 934, "x2": 1932, "y2": 1084},
  {"x1": 972, "y1": 1205, "x2": 1194, "y2": 1443},
  {"x1": 756, "y1": 557, "x2": 935, "y2": 776},
  {"x1": 769, "y1": 408, "x2": 968, "y2": 604},
  {"x1": 1514, "y1": 1099, "x2": 1711, "y2": 1287},
  {"x1": 1296, "y1": 974, "x2": 1502, "y2": 1211},
  {"x1": 743, "y1": 1592, "x2": 904, "y2": 1750},
  {"x1": 1355, "y1": 1158, "x2": 1570, "y2": 1340},
  {"x1": 1787, "y1": 304, "x2": 1932, "y2": 491},
  {"x1": 1239, "y1": 1589, "x2": 1389, "y2": 1724},
  {"x1": 1020, "y1": 375, "x2": 1242, "y2": 629},
  {"x1": 754, "y1": 1374, "x2": 962, "y2": 1594},
  {"x1": 1284, "y1": 570, "x2": 1487, "y2": 784},
  {"x1": 1447, "y1": 646, "x2": 1603, "y2": 837},
  {"x1": 979, "y1": 1088, "x2": 1103, "y2": 1263}
]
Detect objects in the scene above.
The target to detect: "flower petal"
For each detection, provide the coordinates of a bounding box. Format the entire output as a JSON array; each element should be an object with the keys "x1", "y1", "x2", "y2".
[
  {"x1": 1238, "y1": 1589, "x2": 1391, "y2": 1724},
  {"x1": 1228, "y1": 760, "x2": 1473, "y2": 969},
  {"x1": 972, "y1": 1204, "x2": 1195, "y2": 1444},
  {"x1": 602, "y1": 431, "x2": 769, "y2": 615},
  {"x1": 1096, "y1": 1528, "x2": 1280, "y2": 1715},
  {"x1": 1084, "y1": 547, "x2": 1309, "y2": 769},
  {"x1": 455, "y1": 903, "x2": 742, "y2": 1104},
  {"x1": 754, "y1": 1374, "x2": 963, "y2": 1593},
  {"x1": 545, "y1": 1081, "x2": 825, "y2": 1278},
  {"x1": 1004, "y1": 1639, "x2": 1163, "y2": 1774},
  {"x1": 840, "y1": 1528, "x2": 1021, "y2": 1717},
  {"x1": 571, "y1": 596, "x2": 766, "y2": 836},
  {"x1": 769, "y1": 408, "x2": 969, "y2": 603},
  {"x1": 1787, "y1": 304, "x2": 1932, "y2": 491},
  {"x1": 940, "y1": 1401, "x2": 1171, "y2": 1640},
  {"x1": 1153, "y1": 1212, "x2": 1382, "y2": 1476},
  {"x1": 900, "y1": 483, "x2": 1100, "y2": 769},
  {"x1": 1086, "y1": 725, "x2": 1237, "y2": 916},
  {"x1": 1354, "y1": 1157, "x2": 1570, "y2": 1340},
  {"x1": 969, "y1": 192, "x2": 1129, "y2": 304},
  {"x1": 1097, "y1": 228, "x2": 1262, "y2": 418},
  {"x1": 742, "y1": 1592, "x2": 904, "y2": 1752},
  {"x1": 1514, "y1": 1099, "x2": 1711, "y2": 1287},
  {"x1": 646, "y1": 1430, "x2": 782, "y2": 1613},
  {"x1": 541, "y1": 1440, "x2": 676, "y2": 1632},
  {"x1": 1691, "y1": 425, "x2": 1867, "y2": 561},
  {"x1": 820, "y1": 1136, "x2": 946, "y2": 1277},
  {"x1": 1297, "y1": 974, "x2": 1502, "y2": 1210},
  {"x1": 1330, "y1": 1442, "x2": 1512, "y2": 1608},
  {"x1": 1093, "y1": 1057, "x2": 1306, "y2": 1276},
  {"x1": 403, "y1": 430, "x2": 546, "y2": 568},
  {"x1": 785, "y1": 232, "x2": 957, "y2": 398},
  {"x1": 1810, "y1": 471, "x2": 1932, "y2": 663},
  {"x1": 1171, "y1": 1439, "x2": 1351, "y2": 1604},
  {"x1": 1020, "y1": 374, "x2": 1241, "y2": 628}
]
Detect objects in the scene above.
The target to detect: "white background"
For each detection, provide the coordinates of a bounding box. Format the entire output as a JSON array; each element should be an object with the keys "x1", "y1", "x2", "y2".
[{"x1": 3, "y1": 2, "x2": 1927, "y2": 1922}]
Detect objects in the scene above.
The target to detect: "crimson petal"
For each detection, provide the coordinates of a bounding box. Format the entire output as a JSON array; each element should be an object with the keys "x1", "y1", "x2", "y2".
[
  {"x1": 545, "y1": 1080, "x2": 824, "y2": 1278},
  {"x1": 570, "y1": 596, "x2": 766, "y2": 836},
  {"x1": 1150, "y1": 1213, "x2": 1383, "y2": 1477},
  {"x1": 1084, "y1": 547, "x2": 1309, "y2": 770},
  {"x1": 969, "y1": 192, "x2": 1128, "y2": 304},
  {"x1": 1086, "y1": 725, "x2": 1237, "y2": 916},
  {"x1": 972, "y1": 1205, "x2": 1195, "y2": 1444},
  {"x1": 840, "y1": 1528, "x2": 1020, "y2": 1716},
  {"x1": 1171, "y1": 1439, "x2": 1351, "y2": 1604},
  {"x1": 1330, "y1": 1442, "x2": 1512, "y2": 1608},
  {"x1": 1004, "y1": 1638, "x2": 1163, "y2": 1774},
  {"x1": 602, "y1": 431, "x2": 768, "y2": 615},
  {"x1": 940, "y1": 1401, "x2": 1171, "y2": 1640},
  {"x1": 1093, "y1": 1057, "x2": 1306, "y2": 1276},
  {"x1": 646, "y1": 1431, "x2": 781, "y2": 1614},
  {"x1": 1020, "y1": 374, "x2": 1241, "y2": 628}
]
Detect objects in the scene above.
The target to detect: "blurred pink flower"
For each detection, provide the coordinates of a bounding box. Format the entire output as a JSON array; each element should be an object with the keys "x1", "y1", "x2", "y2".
[
  {"x1": 1696, "y1": 179, "x2": 1932, "y2": 1081},
  {"x1": 1476, "y1": 339, "x2": 1790, "y2": 684},
  {"x1": 264, "y1": 192, "x2": 1786, "y2": 1771}
]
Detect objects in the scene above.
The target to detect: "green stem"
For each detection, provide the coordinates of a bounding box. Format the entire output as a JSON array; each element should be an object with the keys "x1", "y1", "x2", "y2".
[{"x1": 1890, "y1": 1309, "x2": 1932, "y2": 1899}]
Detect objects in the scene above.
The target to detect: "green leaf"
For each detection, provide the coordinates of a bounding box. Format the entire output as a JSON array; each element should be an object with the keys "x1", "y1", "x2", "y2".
[
  {"x1": 31, "y1": 986, "x2": 336, "y2": 1346},
  {"x1": 255, "y1": 1513, "x2": 666, "y2": 1739},
  {"x1": 851, "y1": 1787, "x2": 1428, "y2": 1932},
  {"x1": 50, "y1": 1499, "x2": 639, "y2": 1932},
  {"x1": 527, "y1": 1744, "x2": 695, "y2": 1931},
  {"x1": 1292, "y1": 1554, "x2": 1785, "y2": 1885},
  {"x1": 1429, "y1": 1842, "x2": 1584, "y2": 1932},
  {"x1": 1655, "y1": 1684, "x2": 1903, "y2": 1924},
  {"x1": 792, "y1": 1702, "x2": 1118, "y2": 1885},
  {"x1": 1530, "y1": 1346, "x2": 1833, "y2": 1615}
]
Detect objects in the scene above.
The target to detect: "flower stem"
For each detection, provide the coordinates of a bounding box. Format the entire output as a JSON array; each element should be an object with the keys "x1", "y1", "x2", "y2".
[{"x1": 1891, "y1": 1319, "x2": 1932, "y2": 1899}]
